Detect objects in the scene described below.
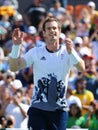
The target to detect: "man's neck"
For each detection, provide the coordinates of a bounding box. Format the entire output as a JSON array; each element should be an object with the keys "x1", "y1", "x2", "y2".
[
  {"x1": 46, "y1": 45, "x2": 61, "y2": 53},
  {"x1": 46, "y1": 40, "x2": 60, "y2": 52}
]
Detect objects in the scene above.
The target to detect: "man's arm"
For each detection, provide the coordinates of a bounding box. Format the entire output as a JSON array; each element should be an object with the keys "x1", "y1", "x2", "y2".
[
  {"x1": 65, "y1": 38, "x2": 85, "y2": 72},
  {"x1": 74, "y1": 59, "x2": 85, "y2": 72},
  {"x1": 9, "y1": 28, "x2": 27, "y2": 72},
  {"x1": 9, "y1": 57, "x2": 26, "y2": 72}
]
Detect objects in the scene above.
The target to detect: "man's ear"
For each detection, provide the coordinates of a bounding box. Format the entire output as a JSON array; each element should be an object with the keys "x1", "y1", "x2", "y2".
[{"x1": 42, "y1": 30, "x2": 46, "y2": 38}]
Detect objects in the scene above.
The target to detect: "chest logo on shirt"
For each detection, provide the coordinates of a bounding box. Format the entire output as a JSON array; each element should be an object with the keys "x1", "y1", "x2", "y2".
[
  {"x1": 33, "y1": 73, "x2": 66, "y2": 106},
  {"x1": 61, "y1": 53, "x2": 64, "y2": 59},
  {"x1": 40, "y1": 56, "x2": 46, "y2": 60}
]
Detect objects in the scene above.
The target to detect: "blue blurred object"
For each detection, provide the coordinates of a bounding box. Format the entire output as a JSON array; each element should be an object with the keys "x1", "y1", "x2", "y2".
[{"x1": 0, "y1": 30, "x2": 2, "y2": 35}]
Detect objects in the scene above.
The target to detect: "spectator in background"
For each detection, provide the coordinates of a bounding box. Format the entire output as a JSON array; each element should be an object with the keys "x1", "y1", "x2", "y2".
[
  {"x1": 24, "y1": 25, "x2": 45, "y2": 52},
  {"x1": 48, "y1": 0, "x2": 65, "y2": 20},
  {"x1": 16, "y1": 66, "x2": 34, "y2": 89},
  {"x1": 83, "y1": 100, "x2": 98, "y2": 130},
  {"x1": 0, "y1": 70, "x2": 15, "y2": 89},
  {"x1": 66, "y1": 85, "x2": 82, "y2": 109},
  {"x1": 96, "y1": 61, "x2": 98, "y2": 73},
  {"x1": 68, "y1": 68, "x2": 78, "y2": 90},
  {"x1": 0, "y1": 46, "x2": 6, "y2": 71},
  {"x1": 87, "y1": 1, "x2": 98, "y2": 63},
  {"x1": 0, "y1": 47, "x2": 4, "y2": 61},
  {"x1": 5, "y1": 88, "x2": 29, "y2": 128},
  {"x1": 59, "y1": 32, "x2": 66, "y2": 45},
  {"x1": 87, "y1": 1, "x2": 98, "y2": 37},
  {"x1": 0, "y1": 88, "x2": 12, "y2": 116},
  {"x1": 0, "y1": 80, "x2": 5, "y2": 96},
  {"x1": 0, "y1": 15, "x2": 11, "y2": 30},
  {"x1": 82, "y1": 56, "x2": 98, "y2": 100},
  {"x1": 22, "y1": 83, "x2": 34, "y2": 105},
  {"x1": 61, "y1": 10, "x2": 75, "y2": 35},
  {"x1": 2, "y1": 0, "x2": 19, "y2": 10},
  {"x1": 92, "y1": 108, "x2": 98, "y2": 130},
  {"x1": 89, "y1": 28, "x2": 98, "y2": 62},
  {"x1": 67, "y1": 103, "x2": 85, "y2": 128},
  {"x1": 24, "y1": 0, "x2": 47, "y2": 29},
  {"x1": 80, "y1": 36, "x2": 92, "y2": 57},
  {"x1": 75, "y1": 8, "x2": 91, "y2": 37},
  {"x1": 0, "y1": 115, "x2": 7, "y2": 129},
  {"x1": 0, "y1": 70, "x2": 5, "y2": 81},
  {"x1": 73, "y1": 36, "x2": 83, "y2": 56},
  {"x1": 0, "y1": 0, "x2": 19, "y2": 22},
  {"x1": 0, "y1": 25, "x2": 7, "y2": 47},
  {"x1": 59, "y1": 0, "x2": 68, "y2": 8},
  {"x1": 12, "y1": 13, "x2": 26, "y2": 32},
  {"x1": 73, "y1": 77, "x2": 94, "y2": 116},
  {"x1": 6, "y1": 115, "x2": 16, "y2": 128},
  {"x1": 9, "y1": 79, "x2": 23, "y2": 96}
]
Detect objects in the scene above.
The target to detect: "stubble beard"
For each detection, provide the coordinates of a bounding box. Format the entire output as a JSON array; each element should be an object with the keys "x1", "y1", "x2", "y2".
[{"x1": 47, "y1": 36, "x2": 58, "y2": 45}]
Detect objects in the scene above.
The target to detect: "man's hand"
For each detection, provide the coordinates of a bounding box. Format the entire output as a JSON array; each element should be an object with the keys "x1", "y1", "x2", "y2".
[
  {"x1": 65, "y1": 38, "x2": 73, "y2": 54},
  {"x1": 12, "y1": 28, "x2": 24, "y2": 45}
]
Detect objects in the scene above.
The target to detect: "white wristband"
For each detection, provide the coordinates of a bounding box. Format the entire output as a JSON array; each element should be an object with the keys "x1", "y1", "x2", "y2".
[
  {"x1": 69, "y1": 49, "x2": 81, "y2": 64},
  {"x1": 9, "y1": 44, "x2": 21, "y2": 58}
]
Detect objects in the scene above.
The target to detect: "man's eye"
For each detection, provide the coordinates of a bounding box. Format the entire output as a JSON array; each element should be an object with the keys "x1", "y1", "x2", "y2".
[
  {"x1": 53, "y1": 27, "x2": 56, "y2": 30},
  {"x1": 47, "y1": 27, "x2": 57, "y2": 30}
]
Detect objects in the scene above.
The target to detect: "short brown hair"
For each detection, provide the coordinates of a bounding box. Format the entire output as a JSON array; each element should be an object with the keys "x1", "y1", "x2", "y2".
[{"x1": 42, "y1": 16, "x2": 61, "y2": 31}]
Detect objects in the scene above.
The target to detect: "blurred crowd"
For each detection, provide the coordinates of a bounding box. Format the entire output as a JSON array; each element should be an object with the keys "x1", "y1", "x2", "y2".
[{"x1": 0, "y1": 0, "x2": 98, "y2": 129}]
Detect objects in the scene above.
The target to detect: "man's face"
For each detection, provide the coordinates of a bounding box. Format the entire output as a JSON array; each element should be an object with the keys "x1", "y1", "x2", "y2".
[{"x1": 43, "y1": 21, "x2": 61, "y2": 44}]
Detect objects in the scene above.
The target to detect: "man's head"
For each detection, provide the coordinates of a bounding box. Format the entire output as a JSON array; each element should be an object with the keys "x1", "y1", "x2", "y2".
[
  {"x1": 42, "y1": 16, "x2": 61, "y2": 31},
  {"x1": 42, "y1": 17, "x2": 61, "y2": 44}
]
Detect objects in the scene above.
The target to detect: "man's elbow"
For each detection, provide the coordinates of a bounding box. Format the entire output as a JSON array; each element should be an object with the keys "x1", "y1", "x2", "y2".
[
  {"x1": 80, "y1": 59, "x2": 85, "y2": 71},
  {"x1": 9, "y1": 58, "x2": 19, "y2": 72},
  {"x1": 75, "y1": 59, "x2": 85, "y2": 72},
  {"x1": 9, "y1": 57, "x2": 27, "y2": 72},
  {"x1": 9, "y1": 65, "x2": 18, "y2": 72}
]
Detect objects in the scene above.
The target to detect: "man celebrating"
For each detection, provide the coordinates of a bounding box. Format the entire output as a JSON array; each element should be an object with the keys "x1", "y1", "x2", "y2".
[{"x1": 9, "y1": 17, "x2": 85, "y2": 130}]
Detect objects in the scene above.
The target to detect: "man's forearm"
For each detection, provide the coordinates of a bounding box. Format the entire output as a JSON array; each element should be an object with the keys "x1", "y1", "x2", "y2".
[
  {"x1": 9, "y1": 57, "x2": 26, "y2": 72},
  {"x1": 69, "y1": 49, "x2": 85, "y2": 72},
  {"x1": 9, "y1": 43, "x2": 27, "y2": 72},
  {"x1": 74, "y1": 59, "x2": 85, "y2": 72}
]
